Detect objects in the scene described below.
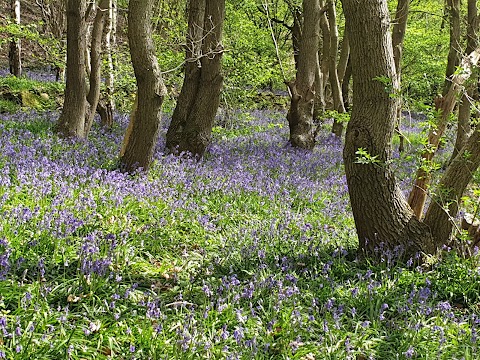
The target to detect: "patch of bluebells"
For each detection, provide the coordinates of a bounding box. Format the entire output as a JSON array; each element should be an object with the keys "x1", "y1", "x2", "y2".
[{"x1": 0, "y1": 109, "x2": 478, "y2": 358}]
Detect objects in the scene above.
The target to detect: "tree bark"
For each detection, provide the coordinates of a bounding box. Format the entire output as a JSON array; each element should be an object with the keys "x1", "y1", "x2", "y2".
[
  {"x1": 408, "y1": 48, "x2": 480, "y2": 219},
  {"x1": 286, "y1": 0, "x2": 321, "y2": 149},
  {"x1": 443, "y1": 0, "x2": 461, "y2": 96},
  {"x1": 450, "y1": 0, "x2": 478, "y2": 161},
  {"x1": 85, "y1": 0, "x2": 109, "y2": 134},
  {"x1": 341, "y1": 0, "x2": 435, "y2": 258},
  {"x1": 101, "y1": 0, "x2": 116, "y2": 128},
  {"x1": 119, "y1": 0, "x2": 167, "y2": 172},
  {"x1": 9, "y1": 0, "x2": 22, "y2": 77},
  {"x1": 166, "y1": 0, "x2": 225, "y2": 158},
  {"x1": 56, "y1": 0, "x2": 88, "y2": 138},
  {"x1": 391, "y1": 0, "x2": 409, "y2": 153},
  {"x1": 328, "y1": 1, "x2": 346, "y2": 137}
]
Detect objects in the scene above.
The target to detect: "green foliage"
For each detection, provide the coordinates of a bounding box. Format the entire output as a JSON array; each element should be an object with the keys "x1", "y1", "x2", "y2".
[{"x1": 0, "y1": 75, "x2": 63, "y2": 112}]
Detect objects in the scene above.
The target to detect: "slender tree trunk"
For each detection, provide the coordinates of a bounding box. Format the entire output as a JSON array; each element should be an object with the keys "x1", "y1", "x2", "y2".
[
  {"x1": 9, "y1": 0, "x2": 21, "y2": 77},
  {"x1": 166, "y1": 0, "x2": 225, "y2": 158},
  {"x1": 319, "y1": 2, "x2": 330, "y2": 94},
  {"x1": 313, "y1": 51, "x2": 326, "y2": 119},
  {"x1": 337, "y1": 32, "x2": 349, "y2": 86},
  {"x1": 328, "y1": 1, "x2": 346, "y2": 137},
  {"x1": 57, "y1": 0, "x2": 88, "y2": 138},
  {"x1": 85, "y1": 0, "x2": 109, "y2": 134},
  {"x1": 286, "y1": 0, "x2": 321, "y2": 149},
  {"x1": 120, "y1": 0, "x2": 167, "y2": 172},
  {"x1": 341, "y1": 0, "x2": 435, "y2": 258},
  {"x1": 101, "y1": 0, "x2": 116, "y2": 128},
  {"x1": 424, "y1": 126, "x2": 480, "y2": 247},
  {"x1": 392, "y1": 0, "x2": 409, "y2": 153},
  {"x1": 291, "y1": 9, "x2": 302, "y2": 71},
  {"x1": 341, "y1": 57, "x2": 351, "y2": 111},
  {"x1": 450, "y1": 0, "x2": 478, "y2": 160},
  {"x1": 443, "y1": 0, "x2": 461, "y2": 96},
  {"x1": 408, "y1": 48, "x2": 480, "y2": 219}
]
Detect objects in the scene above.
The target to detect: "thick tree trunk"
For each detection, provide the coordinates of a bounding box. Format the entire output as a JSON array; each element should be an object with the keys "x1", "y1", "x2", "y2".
[
  {"x1": 119, "y1": 0, "x2": 167, "y2": 172},
  {"x1": 166, "y1": 0, "x2": 225, "y2": 158},
  {"x1": 328, "y1": 1, "x2": 346, "y2": 137},
  {"x1": 424, "y1": 127, "x2": 480, "y2": 247},
  {"x1": 392, "y1": 0, "x2": 409, "y2": 153},
  {"x1": 408, "y1": 48, "x2": 480, "y2": 219},
  {"x1": 85, "y1": 0, "x2": 109, "y2": 134},
  {"x1": 341, "y1": 0, "x2": 435, "y2": 258},
  {"x1": 286, "y1": 0, "x2": 321, "y2": 149},
  {"x1": 9, "y1": 0, "x2": 21, "y2": 77},
  {"x1": 56, "y1": 0, "x2": 88, "y2": 138},
  {"x1": 450, "y1": 0, "x2": 478, "y2": 160}
]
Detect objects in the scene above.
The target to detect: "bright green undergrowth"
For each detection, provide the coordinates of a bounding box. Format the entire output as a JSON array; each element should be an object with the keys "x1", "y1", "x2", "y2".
[{"x1": 0, "y1": 111, "x2": 479, "y2": 360}]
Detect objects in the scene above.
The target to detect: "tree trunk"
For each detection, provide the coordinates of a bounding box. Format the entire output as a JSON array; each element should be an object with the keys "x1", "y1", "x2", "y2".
[
  {"x1": 291, "y1": 9, "x2": 302, "y2": 71},
  {"x1": 443, "y1": 0, "x2": 461, "y2": 96},
  {"x1": 56, "y1": 0, "x2": 88, "y2": 138},
  {"x1": 328, "y1": 1, "x2": 346, "y2": 137},
  {"x1": 319, "y1": 3, "x2": 330, "y2": 95},
  {"x1": 408, "y1": 48, "x2": 480, "y2": 219},
  {"x1": 450, "y1": 0, "x2": 478, "y2": 161},
  {"x1": 341, "y1": 57, "x2": 351, "y2": 111},
  {"x1": 285, "y1": 0, "x2": 321, "y2": 150},
  {"x1": 341, "y1": 0, "x2": 435, "y2": 258},
  {"x1": 101, "y1": 0, "x2": 116, "y2": 128},
  {"x1": 313, "y1": 51, "x2": 326, "y2": 120},
  {"x1": 391, "y1": 0, "x2": 409, "y2": 153},
  {"x1": 166, "y1": 0, "x2": 225, "y2": 158},
  {"x1": 85, "y1": 0, "x2": 109, "y2": 134},
  {"x1": 9, "y1": 0, "x2": 22, "y2": 77},
  {"x1": 119, "y1": 0, "x2": 167, "y2": 172},
  {"x1": 424, "y1": 127, "x2": 480, "y2": 247}
]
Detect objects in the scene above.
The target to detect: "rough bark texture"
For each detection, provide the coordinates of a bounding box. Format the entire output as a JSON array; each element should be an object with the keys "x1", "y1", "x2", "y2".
[
  {"x1": 450, "y1": 0, "x2": 478, "y2": 160},
  {"x1": 56, "y1": 0, "x2": 87, "y2": 138},
  {"x1": 443, "y1": 0, "x2": 461, "y2": 96},
  {"x1": 120, "y1": 0, "x2": 167, "y2": 172},
  {"x1": 85, "y1": 0, "x2": 109, "y2": 134},
  {"x1": 319, "y1": 2, "x2": 330, "y2": 94},
  {"x1": 286, "y1": 0, "x2": 321, "y2": 149},
  {"x1": 328, "y1": 1, "x2": 346, "y2": 137},
  {"x1": 424, "y1": 127, "x2": 480, "y2": 247},
  {"x1": 166, "y1": 0, "x2": 225, "y2": 158},
  {"x1": 341, "y1": 57, "x2": 351, "y2": 111},
  {"x1": 408, "y1": 48, "x2": 480, "y2": 219},
  {"x1": 341, "y1": 0, "x2": 435, "y2": 257},
  {"x1": 9, "y1": 0, "x2": 22, "y2": 77}
]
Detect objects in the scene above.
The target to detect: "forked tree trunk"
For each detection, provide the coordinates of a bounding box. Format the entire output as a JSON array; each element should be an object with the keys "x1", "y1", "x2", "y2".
[
  {"x1": 392, "y1": 0, "x2": 409, "y2": 152},
  {"x1": 450, "y1": 0, "x2": 478, "y2": 160},
  {"x1": 408, "y1": 48, "x2": 480, "y2": 219},
  {"x1": 166, "y1": 0, "x2": 225, "y2": 158},
  {"x1": 286, "y1": 0, "x2": 321, "y2": 149},
  {"x1": 57, "y1": 0, "x2": 88, "y2": 138},
  {"x1": 328, "y1": 1, "x2": 346, "y2": 137},
  {"x1": 119, "y1": 0, "x2": 166, "y2": 172},
  {"x1": 341, "y1": 0, "x2": 435, "y2": 258},
  {"x1": 424, "y1": 127, "x2": 480, "y2": 247},
  {"x1": 85, "y1": 0, "x2": 109, "y2": 134},
  {"x1": 9, "y1": 0, "x2": 21, "y2": 77}
]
